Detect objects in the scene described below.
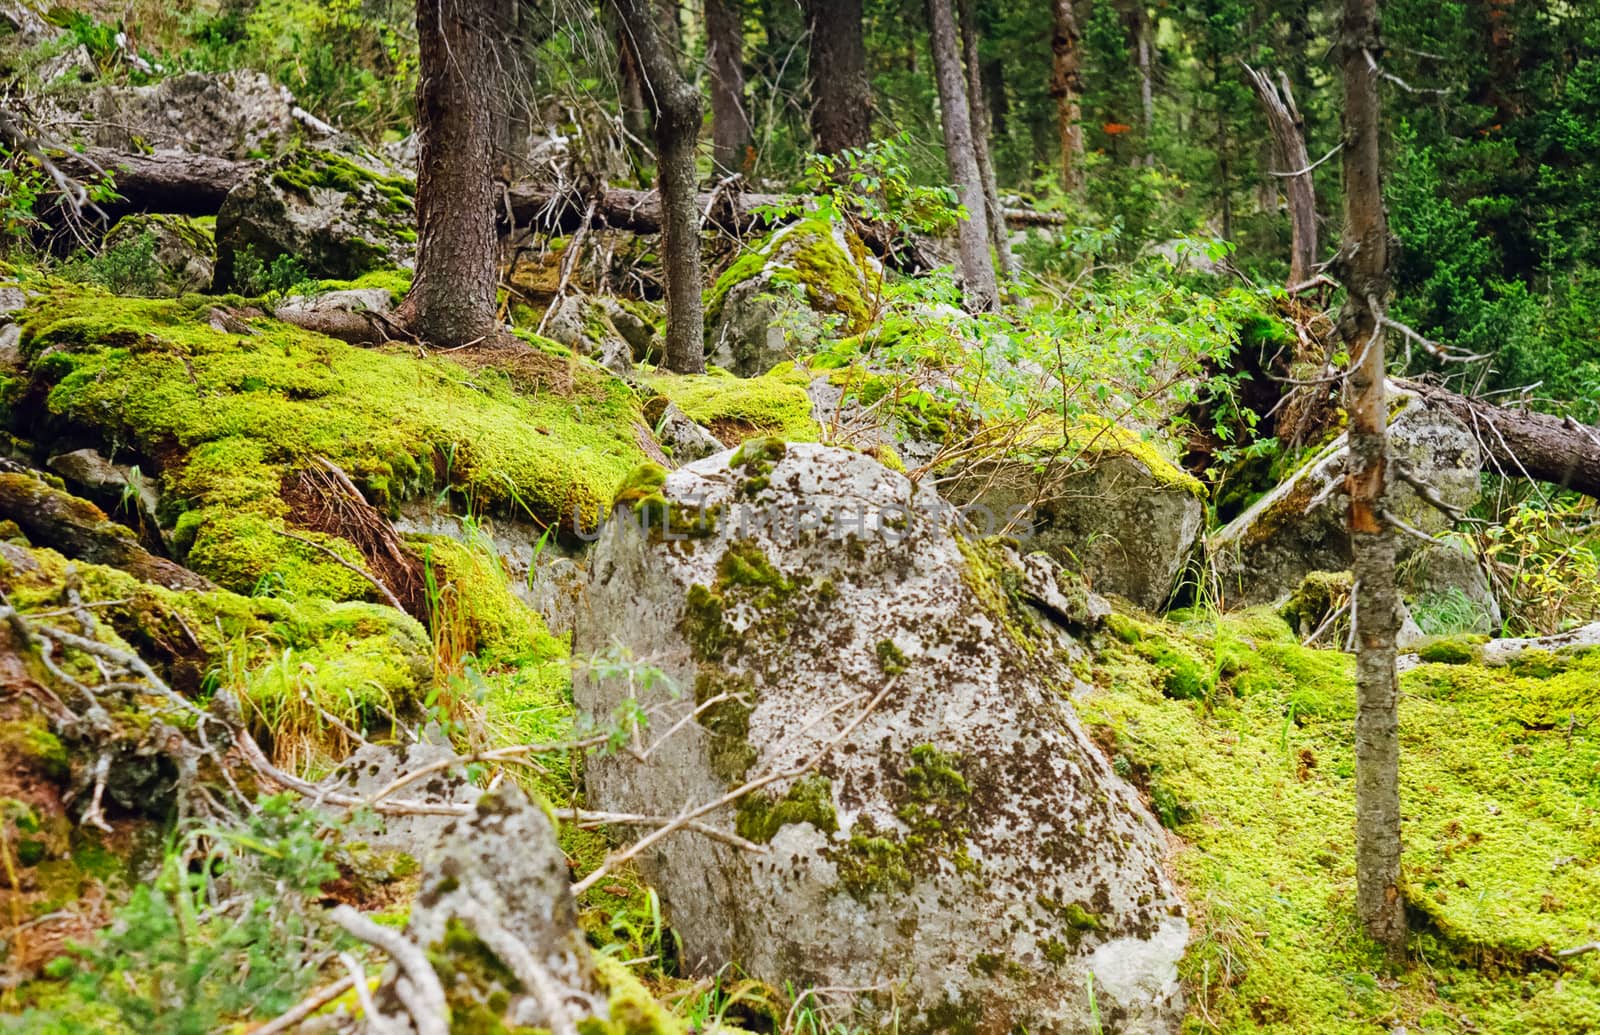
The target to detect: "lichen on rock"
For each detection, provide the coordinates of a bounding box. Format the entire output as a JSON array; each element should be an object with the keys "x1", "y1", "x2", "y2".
[{"x1": 574, "y1": 442, "x2": 1187, "y2": 1034}]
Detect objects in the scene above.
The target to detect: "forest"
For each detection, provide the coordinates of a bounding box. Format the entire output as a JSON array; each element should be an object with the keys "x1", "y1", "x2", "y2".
[{"x1": 0, "y1": 0, "x2": 1598, "y2": 1031}]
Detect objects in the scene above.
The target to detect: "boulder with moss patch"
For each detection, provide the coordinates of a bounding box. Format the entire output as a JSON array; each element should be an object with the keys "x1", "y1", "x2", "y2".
[
  {"x1": 543, "y1": 294, "x2": 661, "y2": 374},
  {"x1": 575, "y1": 443, "x2": 1186, "y2": 1035},
  {"x1": 101, "y1": 214, "x2": 216, "y2": 296},
  {"x1": 213, "y1": 148, "x2": 416, "y2": 290},
  {"x1": 645, "y1": 364, "x2": 821, "y2": 447},
  {"x1": 705, "y1": 219, "x2": 881, "y2": 377},
  {"x1": 1210, "y1": 389, "x2": 1481, "y2": 608},
  {"x1": 939, "y1": 420, "x2": 1207, "y2": 611}
]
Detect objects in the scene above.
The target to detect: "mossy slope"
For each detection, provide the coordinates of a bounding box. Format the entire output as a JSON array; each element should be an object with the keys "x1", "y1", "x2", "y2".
[
  {"x1": 16, "y1": 288, "x2": 648, "y2": 598},
  {"x1": 1083, "y1": 609, "x2": 1600, "y2": 1033}
]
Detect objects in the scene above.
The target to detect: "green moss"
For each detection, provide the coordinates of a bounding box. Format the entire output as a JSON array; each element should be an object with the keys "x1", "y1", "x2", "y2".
[
  {"x1": 703, "y1": 219, "x2": 878, "y2": 333},
  {"x1": 1079, "y1": 607, "x2": 1600, "y2": 1032},
  {"x1": 875, "y1": 638, "x2": 908, "y2": 676},
  {"x1": 735, "y1": 774, "x2": 839, "y2": 843},
  {"x1": 20, "y1": 288, "x2": 648, "y2": 596},
  {"x1": 584, "y1": 954, "x2": 688, "y2": 1035},
  {"x1": 306, "y1": 268, "x2": 414, "y2": 305},
  {"x1": 645, "y1": 366, "x2": 819, "y2": 445},
  {"x1": 830, "y1": 744, "x2": 975, "y2": 901},
  {"x1": 0, "y1": 718, "x2": 69, "y2": 781},
  {"x1": 954, "y1": 535, "x2": 1042, "y2": 650},
  {"x1": 1415, "y1": 636, "x2": 1485, "y2": 665},
  {"x1": 270, "y1": 150, "x2": 415, "y2": 213}
]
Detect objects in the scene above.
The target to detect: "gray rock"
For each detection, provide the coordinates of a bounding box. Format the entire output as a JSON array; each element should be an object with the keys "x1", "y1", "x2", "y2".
[
  {"x1": 322, "y1": 740, "x2": 475, "y2": 864},
  {"x1": 940, "y1": 434, "x2": 1207, "y2": 611},
  {"x1": 1211, "y1": 388, "x2": 1482, "y2": 608},
  {"x1": 102, "y1": 213, "x2": 216, "y2": 295},
  {"x1": 650, "y1": 400, "x2": 724, "y2": 465},
  {"x1": 574, "y1": 442, "x2": 1187, "y2": 1035},
  {"x1": 213, "y1": 147, "x2": 415, "y2": 290},
  {"x1": 707, "y1": 220, "x2": 880, "y2": 377},
  {"x1": 0, "y1": 285, "x2": 25, "y2": 319},
  {"x1": 541, "y1": 294, "x2": 638, "y2": 374},
  {"x1": 1401, "y1": 540, "x2": 1501, "y2": 635},
  {"x1": 373, "y1": 783, "x2": 608, "y2": 1032},
  {"x1": 47, "y1": 447, "x2": 161, "y2": 526},
  {"x1": 90, "y1": 71, "x2": 295, "y2": 158}
]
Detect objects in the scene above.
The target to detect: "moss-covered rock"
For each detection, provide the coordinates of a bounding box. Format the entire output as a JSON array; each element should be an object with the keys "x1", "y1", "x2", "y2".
[
  {"x1": 99, "y1": 213, "x2": 216, "y2": 296},
  {"x1": 705, "y1": 219, "x2": 882, "y2": 377},
  {"x1": 213, "y1": 147, "x2": 416, "y2": 291},
  {"x1": 644, "y1": 363, "x2": 820, "y2": 447},
  {"x1": 14, "y1": 288, "x2": 648, "y2": 598}
]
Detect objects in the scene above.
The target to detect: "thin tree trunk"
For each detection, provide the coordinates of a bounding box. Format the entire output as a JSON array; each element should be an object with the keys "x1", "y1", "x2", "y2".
[
  {"x1": 1214, "y1": 53, "x2": 1233, "y2": 242},
  {"x1": 1134, "y1": 2, "x2": 1153, "y2": 163},
  {"x1": 1339, "y1": 0, "x2": 1405, "y2": 954},
  {"x1": 612, "y1": 0, "x2": 706, "y2": 373},
  {"x1": 706, "y1": 0, "x2": 750, "y2": 175},
  {"x1": 1049, "y1": 0, "x2": 1086, "y2": 195},
  {"x1": 927, "y1": 0, "x2": 999, "y2": 310},
  {"x1": 957, "y1": 0, "x2": 1014, "y2": 281},
  {"x1": 803, "y1": 0, "x2": 871, "y2": 154},
  {"x1": 1244, "y1": 64, "x2": 1319, "y2": 287},
  {"x1": 400, "y1": 0, "x2": 501, "y2": 348}
]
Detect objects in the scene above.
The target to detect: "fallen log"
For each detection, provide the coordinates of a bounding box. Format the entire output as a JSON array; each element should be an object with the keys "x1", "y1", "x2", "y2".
[
  {"x1": 52, "y1": 148, "x2": 1059, "y2": 263},
  {"x1": 1408, "y1": 381, "x2": 1600, "y2": 500},
  {"x1": 54, "y1": 147, "x2": 253, "y2": 217}
]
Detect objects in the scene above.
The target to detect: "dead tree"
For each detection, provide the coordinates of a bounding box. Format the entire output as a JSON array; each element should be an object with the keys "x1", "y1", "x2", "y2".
[
  {"x1": 1337, "y1": 0, "x2": 1405, "y2": 953},
  {"x1": 926, "y1": 0, "x2": 999, "y2": 311},
  {"x1": 1244, "y1": 63, "x2": 1320, "y2": 288},
  {"x1": 957, "y1": 0, "x2": 1015, "y2": 281},
  {"x1": 706, "y1": 0, "x2": 751, "y2": 175}
]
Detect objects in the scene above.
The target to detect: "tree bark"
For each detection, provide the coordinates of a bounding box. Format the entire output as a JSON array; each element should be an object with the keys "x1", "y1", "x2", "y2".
[
  {"x1": 398, "y1": 0, "x2": 502, "y2": 348},
  {"x1": 1338, "y1": 0, "x2": 1405, "y2": 954},
  {"x1": 957, "y1": 0, "x2": 1014, "y2": 281},
  {"x1": 705, "y1": 0, "x2": 751, "y2": 175},
  {"x1": 1049, "y1": 0, "x2": 1086, "y2": 195},
  {"x1": 1244, "y1": 64, "x2": 1319, "y2": 288},
  {"x1": 612, "y1": 0, "x2": 706, "y2": 373},
  {"x1": 926, "y1": 0, "x2": 999, "y2": 311},
  {"x1": 803, "y1": 0, "x2": 871, "y2": 154}
]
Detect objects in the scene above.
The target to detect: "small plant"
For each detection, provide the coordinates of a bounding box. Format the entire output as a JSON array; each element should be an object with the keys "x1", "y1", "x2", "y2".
[
  {"x1": 58, "y1": 231, "x2": 164, "y2": 296},
  {"x1": 232, "y1": 246, "x2": 310, "y2": 297}
]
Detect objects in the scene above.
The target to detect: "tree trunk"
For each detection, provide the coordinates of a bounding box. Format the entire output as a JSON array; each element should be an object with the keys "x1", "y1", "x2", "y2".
[
  {"x1": 1406, "y1": 384, "x2": 1600, "y2": 500},
  {"x1": 1049, "y1": 0, "x2": 1086, "y2": 195},
  {"x1": 803, "y1": 0, "x2": 871, "y2": 154},
  {"x1": 1244, "y1": 64, "x2": 1319, "y2": 288},
  {"x1": 926, "y1": 0, "x2": 998, "y2": 311},
  {"x1": 1135, "y1": 2, "x2": 1153, "y2": 164},
  {"x1": 399, "y1": 0, "x2": 502, "y2": 348},
  {"x1": 957, "y1": 0, "x2": 1014, "y2": 281},
  {"x1": 1338, "y1": 0, "x2": 1405, "y2": 954},
  {"x1": 706, "y1": 0, "x2": 750, "y2": 175},
  {"x1": 612, "y1": 0, "x2": 706, "y2": 373},
  {"x1": 1213, "y1": 53, "x2": 1233, "y2": 242}
]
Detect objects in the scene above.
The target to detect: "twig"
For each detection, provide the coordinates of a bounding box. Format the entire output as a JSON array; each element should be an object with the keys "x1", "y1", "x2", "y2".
[
  {"x1": 329, "y1": 905, "x2": 449, "y2": 1035},
  {"x1": 1270, "y1": 142, "x2": 1343, "y2": 178},
  {"x1": 249, "y1": 974, "x2": 357, "y2": 1035},
  {"x1": 1557, "y1": 941, "x2": 1600, "y2": 959},
  {"x1": 270, "y1": 527, "x2": 405, "y2": 612},
  {"x1": 455, "y1": 900, "x2": 577, "y2": 1035},
  {"x1": 338, "y1": 952, "x2": 399, "y2": 1035},
  {"x1": 572, "y1": 676, "x2": 900, "y2": 896}
]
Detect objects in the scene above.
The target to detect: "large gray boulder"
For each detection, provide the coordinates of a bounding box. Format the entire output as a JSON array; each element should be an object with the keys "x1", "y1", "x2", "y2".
[
  {"x1": 1210, "y1": 388, "x2": 1481, "y2": 608},
  {"x1": 89, "y1": 71, "x2": 296, "y2": 158},
  {"x1": 706, "y1": 219, "x2": 880, "y2": 376},
  {"x1": 213, "y1": 148, "x2": 415, "y2": 291},
  {"x1": 939, "y1": 426, "x2": 1207, "y2": 611},
  {"x1": 575, "y1": 442, "x2": 1187, "y2": 1035}
]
